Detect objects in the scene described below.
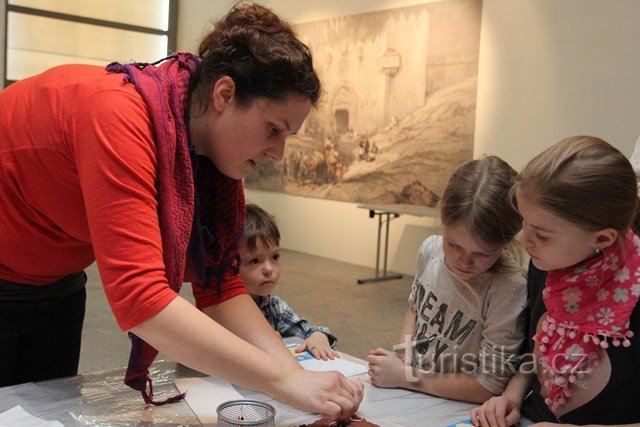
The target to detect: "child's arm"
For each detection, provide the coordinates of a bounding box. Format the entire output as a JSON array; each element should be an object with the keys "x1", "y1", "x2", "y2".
[
  {"x1": 470, "y1": 370, "x2": 533, "y2": 426},
  {"x1": 268, "y1": 296, "x2": 339, "y2": 360},
  {"x1": 471, "y1": 372, "x2": 640, "y2": 427},
  {"x1": 296, "y1": 331, "x2": 340, "y2": 361},
  {"x1": 398, "y1": 306, "x2": 417, "y2": 345},
  {"x1": 367, "y1": 348, "x2": 495, "y2": 403},
  {"x1": 394, "y1": 307, "x2": 417, "y2": 363}
]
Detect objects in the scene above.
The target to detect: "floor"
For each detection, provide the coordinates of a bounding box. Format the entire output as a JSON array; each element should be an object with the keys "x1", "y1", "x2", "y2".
[{"x1": 79, "y1": 249, "x2": 413, "y2": 373}]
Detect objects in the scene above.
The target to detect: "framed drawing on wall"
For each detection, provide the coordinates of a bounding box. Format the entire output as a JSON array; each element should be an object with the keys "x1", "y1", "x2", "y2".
[{"x1": 244, "y1": 0, "x2": 482, "y2": 207}]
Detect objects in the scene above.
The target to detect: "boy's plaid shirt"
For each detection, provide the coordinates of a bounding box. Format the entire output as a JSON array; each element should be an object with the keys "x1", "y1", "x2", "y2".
[{"x1": 257, "y1": 295, "x2": 337, "y2": 348}]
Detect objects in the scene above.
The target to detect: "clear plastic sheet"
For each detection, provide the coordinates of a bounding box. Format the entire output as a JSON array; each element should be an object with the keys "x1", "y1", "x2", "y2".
[
  {"x1": 0, "y1": 356, "x2": 532, "y2": 426},
  {"x1": 0, "y1": 360, "x2": 200, "y2": 426},
  {"x1": 233, "y1": 374, "x2": 477, "y2": 427}
]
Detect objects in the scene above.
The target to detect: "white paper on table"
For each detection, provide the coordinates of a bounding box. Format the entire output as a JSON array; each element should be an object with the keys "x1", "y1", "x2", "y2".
[
  {"x1": 285, "y1": 342, "x2": 369, "y2": 377},
  {"x1": 0, "y1": 406, "x2": 64, "y2": 427},
  {"x1": 174, "y1": 377, "x2": 244, "y2": 424},
  {"x1": 298, "y1": 356, "x2": 369, "y2": 377}
]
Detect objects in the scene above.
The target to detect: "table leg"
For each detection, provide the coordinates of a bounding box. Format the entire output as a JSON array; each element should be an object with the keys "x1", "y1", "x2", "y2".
[{"x1": 358, "y1": 211, "x2": 403, "y2": 284}]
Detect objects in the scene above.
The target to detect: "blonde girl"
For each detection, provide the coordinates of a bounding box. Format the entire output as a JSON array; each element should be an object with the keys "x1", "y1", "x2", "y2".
[{"x1": 367, "y1": 156, "x2": 528, "y2": 403}]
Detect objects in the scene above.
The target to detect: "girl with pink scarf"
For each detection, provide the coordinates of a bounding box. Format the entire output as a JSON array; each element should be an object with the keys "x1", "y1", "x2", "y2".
[{"x1": 472, "y1": 136, "x2": 640, "y2": 426}]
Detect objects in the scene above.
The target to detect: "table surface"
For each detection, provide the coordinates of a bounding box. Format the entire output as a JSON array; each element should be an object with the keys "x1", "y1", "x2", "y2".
[{"x1": 0, "y1": 356, "x2": 480, "y2": 426}]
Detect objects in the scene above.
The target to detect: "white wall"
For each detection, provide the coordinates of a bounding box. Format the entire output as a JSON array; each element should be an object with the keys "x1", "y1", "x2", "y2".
[
  {"x1": 474, "y1": 1, "x2": 640, "y2": 167},
  {"x1": 178, "y1": 0, "x2": 640, "y2": 276}
]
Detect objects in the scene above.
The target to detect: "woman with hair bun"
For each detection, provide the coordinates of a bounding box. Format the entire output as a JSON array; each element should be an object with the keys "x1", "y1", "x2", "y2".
[{"x1": 0, "y1": 2, "x2": 362, "y2": 419}]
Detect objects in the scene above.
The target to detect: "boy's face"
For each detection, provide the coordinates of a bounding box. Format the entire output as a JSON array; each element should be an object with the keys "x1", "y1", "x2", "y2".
[{"x1": 239, "y1": 239, "x2": 281, "y2": 298}]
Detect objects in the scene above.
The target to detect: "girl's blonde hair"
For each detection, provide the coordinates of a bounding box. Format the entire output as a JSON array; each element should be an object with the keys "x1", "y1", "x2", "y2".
[
  {"x1": 441, "y1": 156, "x2": 524, "y2": 272},
  {"x1": 516, "y1": 135, "x2": 640, "y2": 235}
]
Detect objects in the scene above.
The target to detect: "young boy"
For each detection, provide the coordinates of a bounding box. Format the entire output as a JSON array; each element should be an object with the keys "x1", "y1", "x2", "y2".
[{"x1": 239, "y1": 204, "x2": 339, "y2": 360}]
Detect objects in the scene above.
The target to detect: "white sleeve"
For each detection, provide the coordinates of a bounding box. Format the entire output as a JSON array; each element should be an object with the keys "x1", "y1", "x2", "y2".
[
  {"x1": 474, "y1": 272, "x2": 528, "y2": 394},
  {"x1": 409, "y1": 235, "x2": 439, "y2": 305}
]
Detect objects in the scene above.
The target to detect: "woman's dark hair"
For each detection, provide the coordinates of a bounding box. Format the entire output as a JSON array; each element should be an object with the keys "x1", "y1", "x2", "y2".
[{"x1": 190, "y1": 2, "x2": 321, "y2": 114}]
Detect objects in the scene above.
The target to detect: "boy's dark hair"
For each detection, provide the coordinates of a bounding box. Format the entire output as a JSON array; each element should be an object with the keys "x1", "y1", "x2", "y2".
[
  {"x1": 243, "y1": 203, "x2": 281, "y2": 252},
  {"x1": 190, "y1": 2, "x2": 321, "y2": 115}
]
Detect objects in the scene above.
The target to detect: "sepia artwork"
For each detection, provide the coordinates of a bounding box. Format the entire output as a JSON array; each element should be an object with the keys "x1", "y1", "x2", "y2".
[{"x1": 244, "y1": 0, "x2": 482, "y2": 206}]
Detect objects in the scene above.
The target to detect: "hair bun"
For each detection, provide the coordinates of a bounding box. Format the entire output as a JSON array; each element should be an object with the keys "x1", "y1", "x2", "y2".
[
  {"x1": 222, "y1": 3, "x2": 292, "y2": 36},
  {"x1": 191, "y1": 2, "x2": 320, "y2": 114}
]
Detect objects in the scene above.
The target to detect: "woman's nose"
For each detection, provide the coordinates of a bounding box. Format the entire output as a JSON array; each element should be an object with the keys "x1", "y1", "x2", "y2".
[{"x1": 266, "y1": 136, "x2": 286, "y2": 161}]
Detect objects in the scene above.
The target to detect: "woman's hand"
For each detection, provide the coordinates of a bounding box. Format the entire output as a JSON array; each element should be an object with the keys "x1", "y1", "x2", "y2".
[
  {"x1": 470, "y1": 395, "x2": 521, "y2": 427},
  {"x1": 272, "y1": 369, "x2": 364, "y2": 420},
  {"x1": 296, "y1": 332, "x2": 340, "y2": 360},
  {"x1": 366, "y1": 347, "x2": 406, "y2": 389}
]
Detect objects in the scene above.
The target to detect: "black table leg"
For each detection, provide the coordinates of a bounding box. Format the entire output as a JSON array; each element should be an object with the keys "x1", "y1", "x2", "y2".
[{"x1": 358, "y1": 210, "x2": 403, "y2": 284}]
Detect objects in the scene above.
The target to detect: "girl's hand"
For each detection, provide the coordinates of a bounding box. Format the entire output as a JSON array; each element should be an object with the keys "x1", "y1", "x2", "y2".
[
  {"x1": 470, "y1": 395, "x2": 521, "y2": 427},
  {"x1": 366, "y1": 347, "x2": 406, "y2": 388},
  {"x1": 296, "y1": 332, "x2": 340, "y2": 360},
  {"x1": 272, "y1": 369, "x2": 364, "y2": 420}
]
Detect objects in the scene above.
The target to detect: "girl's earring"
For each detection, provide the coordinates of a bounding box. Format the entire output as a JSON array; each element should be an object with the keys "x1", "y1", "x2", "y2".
[{"x1": 595, "y1": 247, "x2": 602, "y2": 255}]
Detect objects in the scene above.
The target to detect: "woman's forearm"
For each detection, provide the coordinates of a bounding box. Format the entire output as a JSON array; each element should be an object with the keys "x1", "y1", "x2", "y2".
[
  {"x1": 129, "y1": 296, "x2": 291, "y2": 396},
  {"x1": 202, "y1": 294, "x2": 300, "y2": 369}
]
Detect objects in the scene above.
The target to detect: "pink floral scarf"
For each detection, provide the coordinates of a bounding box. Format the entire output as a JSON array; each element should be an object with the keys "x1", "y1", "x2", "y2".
[{"x1": 534, "y1": 230, "x2": 640, "y2": 411}]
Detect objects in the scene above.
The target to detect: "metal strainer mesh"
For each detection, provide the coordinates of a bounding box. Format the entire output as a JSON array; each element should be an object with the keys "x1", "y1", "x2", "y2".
[{"x1": 216, "y1": 400, "x2": 276, "y2": 426}]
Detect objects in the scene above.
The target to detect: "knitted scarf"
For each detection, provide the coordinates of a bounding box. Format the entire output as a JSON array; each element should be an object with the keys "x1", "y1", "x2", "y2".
[
  {"x1": 106, "y1": 53, "x2": 245, "y2": 405},
  {"x1": 534, "y1": 230, "x2": 640, "y2": 411}
]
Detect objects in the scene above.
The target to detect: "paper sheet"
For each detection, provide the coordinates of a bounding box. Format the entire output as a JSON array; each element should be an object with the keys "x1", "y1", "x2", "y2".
[
  {"x1": 299, "y1": 356, "x2": 369, "y2": 377},
  {"x1": 174, "y1": 376, "x2": 244, "y2": 424},
  {"x1": 0, "y1": 406, "x2": 64, "y2": 427},
  {"x1": 446, "y1": 418, "x2": 474, "y2": 427},
  {"x1": 285, "y1": 343, "x2": 369, "y2": 377}
]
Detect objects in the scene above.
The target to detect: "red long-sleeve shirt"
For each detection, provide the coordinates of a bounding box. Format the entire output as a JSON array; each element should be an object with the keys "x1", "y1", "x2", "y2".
[{"x1": 0, "y1": 65, "x2": 246, "y2": 330}]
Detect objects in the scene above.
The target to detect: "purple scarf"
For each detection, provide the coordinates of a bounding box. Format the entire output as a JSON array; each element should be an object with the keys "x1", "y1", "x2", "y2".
[{"x1": 106, "y1": 53, "x2": 245, "y2": 405}]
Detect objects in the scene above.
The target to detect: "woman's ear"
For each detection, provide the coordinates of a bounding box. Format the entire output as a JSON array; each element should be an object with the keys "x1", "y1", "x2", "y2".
[
  {"x1": 210, "y1": 76, "x2": 236, "y2": 112},
  {"x1": 594, "y1": 228, "x2": 618, "y2": 251}
]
